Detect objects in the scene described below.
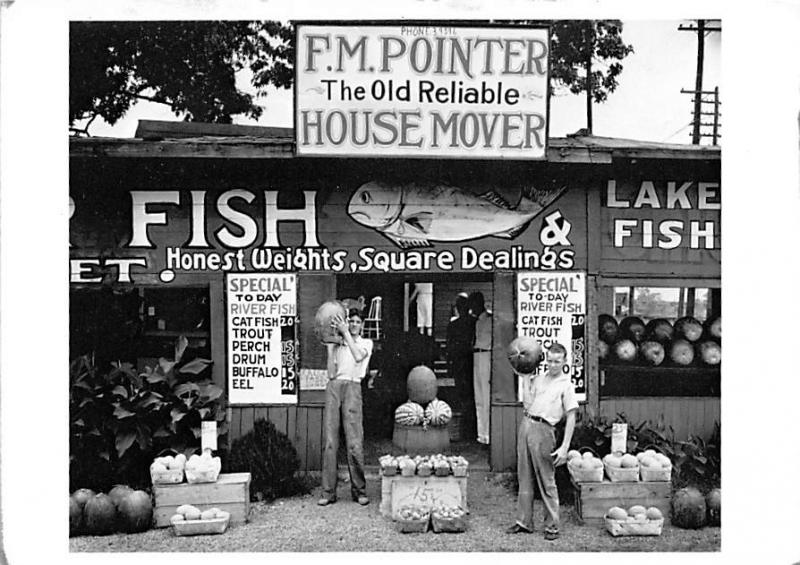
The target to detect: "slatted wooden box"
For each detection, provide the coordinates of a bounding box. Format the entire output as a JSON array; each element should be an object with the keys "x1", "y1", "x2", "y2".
[
  {"x1": 153, "y1": 472, "x2": 251, "y2": 528},
  {"x1": 380, "y1": 474, "x2": 468, "y2": 519},
  {"x1": 572, "y1": 479, "x2": 671, "y2": 525}
]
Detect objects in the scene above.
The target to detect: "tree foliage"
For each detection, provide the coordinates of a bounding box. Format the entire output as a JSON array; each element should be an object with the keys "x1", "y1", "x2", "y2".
[
  {"x1": 549, "y1": 20, "x2": 634, "y2": 103},
  {"x1": 70, "y1": 21, "x2": 293, "y2": 129},
  {"x1": 70, "y1": 20, "x2": 632, "y2": 133}
]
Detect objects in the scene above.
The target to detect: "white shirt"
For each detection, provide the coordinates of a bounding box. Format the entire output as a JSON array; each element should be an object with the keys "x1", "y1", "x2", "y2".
[
  {"x1": 331, "y1": 336, "x2": 374, "y2": 383},
  {"x1": 523, "y1": 373, "x2": 579, "y2": 426}
]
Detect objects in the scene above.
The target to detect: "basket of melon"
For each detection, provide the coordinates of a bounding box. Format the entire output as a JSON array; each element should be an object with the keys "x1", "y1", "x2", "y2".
[
  {"x1": 184, "y1": 450, "x2": 222, "y2": 484},
  {"x1": 150, "y1": 452, "x2": 186, "y2": 485},
  {"x1": 566, "y1": 448, "x2": 604, "y2": 483},
  {"x1": 170, "y1": 504, "x2": 231, "y2": 536},
  {"x1": 602, "y1": 452, "x2": 640, "y2": 482},
  {"x1": 604, "y1": 505, "x2": 664, "y2": 536},
  {"x1": 396, "y1": 505, "x2": 431, "y2": 533},
  {"x1": 636, "y1": 448, "x2": 672, "y2": 482}
]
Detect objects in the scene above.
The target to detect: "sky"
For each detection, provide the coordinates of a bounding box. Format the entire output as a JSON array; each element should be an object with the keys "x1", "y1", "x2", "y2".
[{"x1": 83, "y1": 20, "x2": 722, "y2": 145}]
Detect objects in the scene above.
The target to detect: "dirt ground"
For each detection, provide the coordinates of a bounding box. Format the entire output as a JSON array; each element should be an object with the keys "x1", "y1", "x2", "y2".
[{"x1": 69, "y1": 470, "x2": 720, "y2": 553}]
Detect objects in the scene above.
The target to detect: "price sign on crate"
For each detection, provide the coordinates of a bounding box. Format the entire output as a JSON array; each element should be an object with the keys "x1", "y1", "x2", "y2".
[{"x1": 225, "y1": 273, "x2": 298, "y2": 404}]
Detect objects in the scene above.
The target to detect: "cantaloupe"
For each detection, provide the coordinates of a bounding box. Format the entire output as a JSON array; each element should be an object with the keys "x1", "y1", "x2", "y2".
[
  {"x1": 607, "y1": 506, "x2": 628, "y2": 520},
  {"x1": 628, "y1": 505, "x2": 647, "y2": 516},
  {"x1": 620, "y1": 454, "x2": 638, "y2": 468},
  {"x1": 567, "y1": 450, "x2": 581, "y2": 461},
  {"x1": 646, "y1": 507, "x2": 664, "y2": 520},
  {"x1": 507, "y1": 336, "x2": 543, "y2": 374}
]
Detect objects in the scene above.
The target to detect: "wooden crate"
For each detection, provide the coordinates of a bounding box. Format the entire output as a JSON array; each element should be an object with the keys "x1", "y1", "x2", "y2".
[
  {"x1": 392, "y1": 423, "x2": 449, "y2": 454},
  {"x1": 572, "y1": 480, "x2": 671, "y2": 525},
  {"x1": 153, "y1": 472, "x2": 251, "y2": 528},
  {"x1": 380, "y1": 474, "x2": 468, "y2": 519}
]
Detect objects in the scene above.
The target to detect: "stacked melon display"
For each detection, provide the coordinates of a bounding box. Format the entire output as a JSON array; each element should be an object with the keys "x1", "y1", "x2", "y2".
[
  {"x1": 604, "y1": 505, "x2": 665, "y2": 536},
  {"x1": 394, "y1": 365, "x2": 453, "y2": 429},
  {"x1": 70, "y1": 486, "x2": 153, "y2": 537},
  {"x1": 566, "y1": 450, "x2": 604, "y2": 483},
  {"x1": 598, "y1": 314, "x2": 721, "y2": 368}
]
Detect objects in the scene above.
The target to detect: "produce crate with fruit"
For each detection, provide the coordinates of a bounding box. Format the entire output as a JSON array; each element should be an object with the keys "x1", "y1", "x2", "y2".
[
  {"x1": 604, "y1": 505, "x2": 664, "y2": 537},
  {"x1": 415, "y1": 455, "x2": 433, "y2": 477},
  {"x1": 572, "y1": 480, "x2": 671, "y2": 525},
  {"x1": 150, "y1": 453, "x2": 186, "y2": 485},
  {"x1": 170, "y1": 504, "x2": 231, "y2": 536},
  {"x1": 398, "y1": 455, "x2": 417, "y2": 477},
  {"x1": 636, "y1": 449, "x2": 672, "y2": 482},
  {"x1": 567, "y1": 448, "x2": 604, "y2": 483},
  {"x1": 603, "y1": 452, "x2": 640, "y2": 482},
  {"x1": 395, "y1": 505, "x2": 430, "y2": 533},
  {"x1": 431, "y1": 454, "x2": 452, "y2": 476},
  {"x1": 378, "y1": 454, "x2": 399, "y2": 476},
  {"x1": 448, "y1": 455, "x2": 469, "y2": 477},
  {"x1": 184, "y1": 450, "x2": 222, "y2": 484},
  {"x1": 153, "y1": 472, "x2": 251, "y2": 527},
  {"x1": 431, "y1": 505, "x2": 467, "y2": 533}
]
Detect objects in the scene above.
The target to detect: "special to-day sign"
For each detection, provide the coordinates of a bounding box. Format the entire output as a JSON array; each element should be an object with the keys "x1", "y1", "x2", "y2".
[
  {"x1": 226, "y1": 273, "x2": 298, "y2": 405},
  {"x1": 516, "y1": 271, "x2": 586, "y2": 402},
  {"x1": 295, "y1": 23, "x2": 550, "y2": 159}
]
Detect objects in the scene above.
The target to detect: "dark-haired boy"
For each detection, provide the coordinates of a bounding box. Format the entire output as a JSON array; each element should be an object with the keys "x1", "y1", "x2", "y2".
[{"x1": 506, "y1": 341, "x2": 578, "y2": 540}]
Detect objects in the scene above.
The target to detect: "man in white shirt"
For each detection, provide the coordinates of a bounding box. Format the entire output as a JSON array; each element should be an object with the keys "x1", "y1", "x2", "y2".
[
  {"x1": 318, "y1": 309, "x2": 374, "y2": 507},
  {"x1": 506, "y1": 342, "x2": 578, "y2": 540}
]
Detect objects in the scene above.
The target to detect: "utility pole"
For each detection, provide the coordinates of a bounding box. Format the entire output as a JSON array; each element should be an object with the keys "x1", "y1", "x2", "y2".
[{"x1": 679, "y1": 20, "x2": 721, "y2": 145}]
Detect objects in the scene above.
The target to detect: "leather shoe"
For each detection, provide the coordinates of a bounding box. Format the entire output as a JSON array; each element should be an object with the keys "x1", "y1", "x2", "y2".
[
  {"x1": 317, "y1": 497, "x2": 336, "y2": 506},
  {"x1": 356, "y1": 496, "x2": 370, "y2": 506},
  {"x1": 505, "y1": 523, "x2": 533, "y2": 534}
]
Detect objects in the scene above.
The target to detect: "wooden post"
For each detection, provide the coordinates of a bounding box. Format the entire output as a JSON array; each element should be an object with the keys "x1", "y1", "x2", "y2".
[{"x1": 691, "y1": 19, "x2": 706, "y2": 144}]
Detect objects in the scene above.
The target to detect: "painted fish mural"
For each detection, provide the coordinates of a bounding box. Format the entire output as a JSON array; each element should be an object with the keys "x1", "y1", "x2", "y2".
[{"x1": 347, "y1": 181, "x2": 566, "y2": 249}]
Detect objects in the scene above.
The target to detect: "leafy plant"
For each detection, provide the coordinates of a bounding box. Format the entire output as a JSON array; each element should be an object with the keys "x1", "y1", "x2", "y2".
[
  {"x1": 224, "y1": 418, "x2": 309, "y2": 502},
  {"x1": 672, "y1": 422, "x2": 720, "y2": 491},
  {"x1": 69, "y1": 337, "x2": 225, "y2": 491}
]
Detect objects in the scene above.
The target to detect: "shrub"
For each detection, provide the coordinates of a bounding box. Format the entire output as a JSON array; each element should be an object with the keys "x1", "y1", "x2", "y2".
[
  {"x1": 69, "y1": 337, "x2": 226, "y2": 491},
  {"x1": 225, "y1": 419, "x2": 309, "y2": 502}
]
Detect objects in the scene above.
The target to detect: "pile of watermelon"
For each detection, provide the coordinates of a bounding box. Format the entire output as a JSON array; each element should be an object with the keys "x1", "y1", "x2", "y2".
[
  {"x1": 395, "y1": 365, "x2": 453, "y2": 428},
  {"x1": 70, "y1": 485, "x2": 153, "y2": 537},
  {"x1": 598, "y1": 314, "x2": 721, "y2": 368},
  {"x1": 672, "y1": 487, "x2": 721, "y2": 529}
]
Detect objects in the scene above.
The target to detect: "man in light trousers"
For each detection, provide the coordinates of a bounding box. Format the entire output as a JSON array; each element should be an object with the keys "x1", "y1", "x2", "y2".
[
  {"x1": 318, "y1": 308, "x2": 373, "y2": 507},
  {"x1": 507, "y1": 342, "x2": 577, "y2": 540}
]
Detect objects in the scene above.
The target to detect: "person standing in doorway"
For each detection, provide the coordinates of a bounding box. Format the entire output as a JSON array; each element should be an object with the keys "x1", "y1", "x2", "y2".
[
  {"x1": 410, "y1": 282, "x2": 434, "y2": 336},
  {"x1": 468, "y1": 291, "x2": 492, "y2": 445},
  {"x1": 446, "y1": 293, "x2": 475, "y2": 406},
  {"x1": 318, "y1": 309, "x2": 374, "y2": 507},
  {"x1": 506, "y1": 342, "x2": 578, "y2": 540}
]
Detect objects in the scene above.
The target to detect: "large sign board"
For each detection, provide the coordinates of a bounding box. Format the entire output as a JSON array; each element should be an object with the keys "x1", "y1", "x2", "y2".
[
  {"x1": 295, "y1": 23, "x2": 550, "y2": 159},
  {"x1": 225, "y1": 273, "x2": 298, "y2": 404},
  {"x1": 516, "y1": 271, "x2": 586, "y2": 402}
]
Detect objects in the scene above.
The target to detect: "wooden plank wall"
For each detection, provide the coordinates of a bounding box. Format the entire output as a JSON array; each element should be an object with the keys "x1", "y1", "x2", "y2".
[
  {"x1": 490, "y1": 404, "x2": 523, "y2": 472},
  {"x1": 228, "y1": 405, "x2": 325, "y2": 474},
  {"x1": 599, "y1": 397, "x2": 720, "y2": 441}
]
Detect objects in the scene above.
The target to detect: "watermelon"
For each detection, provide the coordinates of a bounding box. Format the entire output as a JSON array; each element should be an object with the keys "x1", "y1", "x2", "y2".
[
  {"x1": 674, "y1": 316, "x2": 703, "y2": 342},
  {"x1": 705, "y1": 316, "x2": 721, "y2": 340},
  {"x1": 84, "y1": 493, "x2": 118, "y2": 535},
  {"x1": 395, "y1": 401, "x2": 425, "y2": 426},
  {"x1": 639, "y1": 341, "x2": 665, "y2": 366},
  {"x1": 619, "y1": 316, "x2": 646, "y2": 342},
  {"x1": 117, "y1": 490, "x2": 153, "y2": 533},
  {"x1": 407, "y1": 365, "x2": 437, "y2": 405},
  {"x1": 613, "y1": 339, "x2": 638, "y2": 363},
  {"x1": 706, "y1": 488, "x2": 721, "y2": 526},
  {"x1": 698, "y1": 341, "x2": 721, "y2": 366},
  {"x1": 598, "y1": 314, "x2": 619, "y2": 344},
  {"x1": 507, "y1": 336, "x2": 542, "y2": 374},
  {"x1": 71, "y1": 488, "x2": 96, "y2": 512},
  {"x1": 424, "y1": 399, "x2": 453, "y2": 426},
  {"x1": 69, "y1": 495, "x2": 82, "y2": 537},
  {"x1": 645, "y1": 318, "x2": 674, "y2": 343},
  {"x1": 108, "y1": 484, "x2": 134, "y2": 509},
  {"x1": 670, "y1": 339, "x2": 695, "y2": 366},
  {"x1": 672, "y1": 487, "x2": 707, "y2": 529},
  {"x1": 313, "y1": 301, "x2": 347, "y2": 345}
]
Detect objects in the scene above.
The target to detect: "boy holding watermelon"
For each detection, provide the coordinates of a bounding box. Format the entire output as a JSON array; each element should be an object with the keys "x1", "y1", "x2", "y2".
[
  {"x1": 318, "y1": 308, "x2": 374, "y2": 507},
  {"x1": 506, "y1": 341, "x2": 578, "y2": 540}
]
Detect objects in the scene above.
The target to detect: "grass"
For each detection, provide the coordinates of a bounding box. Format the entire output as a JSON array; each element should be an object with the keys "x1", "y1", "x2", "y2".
[{"x1": 69, "y1": 470, "x2": 720, "y2": 553}]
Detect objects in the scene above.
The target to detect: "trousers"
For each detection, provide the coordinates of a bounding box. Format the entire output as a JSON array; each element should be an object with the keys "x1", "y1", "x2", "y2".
[
  {"x1": 515, "y1": 417, "x2": 560, "y2": 531},
  {"x1": 473, "y1": 351, "x2": 491, "y2": 443},
  {"x1": 321, "y1": 379, "x2": 366, "y2": 500}
]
